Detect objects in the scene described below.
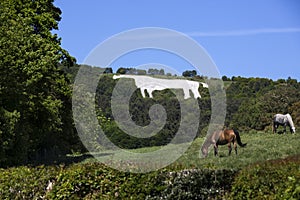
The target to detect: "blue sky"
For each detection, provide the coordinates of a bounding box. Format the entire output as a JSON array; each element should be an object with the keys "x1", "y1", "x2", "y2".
[{"x1": 54, "y1": 0, "x2": 300, "y2": 80}]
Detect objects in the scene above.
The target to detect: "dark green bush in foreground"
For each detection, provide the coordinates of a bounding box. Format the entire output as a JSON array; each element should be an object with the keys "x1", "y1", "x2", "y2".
[
  {"x1": 47, "y1": 162, "x2": 165, "y2": 199},
  {"x1": 0, "y1": 156, "x2": 299, "y2": 199},
  {"x1": 229, "y1": 155, "x2": 300, "y2": 200},
  {"x1": 47, "y1": 163, "x2": 235, "y2": 199},
  {"x1": 0, "y1": 163, "x2": 236, "y2": 199}
]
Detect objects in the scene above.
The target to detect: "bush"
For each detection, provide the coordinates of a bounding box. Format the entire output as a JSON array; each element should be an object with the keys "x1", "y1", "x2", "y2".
[
  {"x1": 47, "y1": 162, "x2": 165, "y2": 199},
  {"x1": 228, "y1": 155, "x2": 300, "y2": 199},
  {"x1": 148, "y1": 169, "x2": 237, "y2": 200},
  {"x1": 0, "y1": 165, "x2": 61, "y2": 199},
  {"x1": 2, "y1": 157, "x2": 299, "y2": 199},
  {"x1": 0, "y1": 162, "x2": 238, "y2": 199},
  {"x1": 49, "y1": 165, "x2": 238, "y2": 199}
]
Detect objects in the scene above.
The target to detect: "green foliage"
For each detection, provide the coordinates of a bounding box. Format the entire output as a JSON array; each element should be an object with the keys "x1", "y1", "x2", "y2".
[
  {"x1": 290, "y1": 101, "x2": 300, "y2": 127},
  {"x1": 228, "y1": 155, "x2": 300, "y2": 200},
  {"x1": 149, "y1": 169, "x2": 237, "y2": 200},
  {"x1": 116, "y1": 67, "x2": 147, "y2": 75},
  {"x1": 225, "y1": 77, "x2": 274, "y2": 126},
  {"x1": 0, "y1": 108, "x2": 20, "y2": 165},
  {"x1": 0, "y1": 0, "x2": 80, "y2": 166},
  {"x1": 47, "y1": 162, "x2": 165, "y2": 199},
  {"x1": 182, "y1": 70, "x2": 197, "y2": 77},
  {"x1": 228, "y1": 78, "x2": 300, "y2": 131},
  {"x1": 0, "y1": 165, "x2": 61, "y2": 199},
  {"x1": 0, "y1": 162, "x2": 236, "y2": 200}
]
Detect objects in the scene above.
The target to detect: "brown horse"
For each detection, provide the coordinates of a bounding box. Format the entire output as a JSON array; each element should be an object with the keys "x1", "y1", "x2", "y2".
[{"x1": 201, "y1": 129, "x2": 247, "y2": 157}]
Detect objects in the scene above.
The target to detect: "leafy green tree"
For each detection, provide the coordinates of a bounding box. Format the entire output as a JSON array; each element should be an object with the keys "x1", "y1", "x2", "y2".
[
  {"x1": 116, "y1": 67, "x2": 127, "y2": 74},
  {"x1": 103, "y1": 67, "x2": 113, "y2": 74},
  {"x1": 0, "y1": 0, "x2": 78, "y2": 166},
  {"x1": 147, "y1": 68, "x2": 159, "y2": 75},
  {"x1": 182, "y1": 70, "x2": 197, "y2": 77},
  {"x1": 222, "y1": 75, "x2": 230, "y2": 81}
]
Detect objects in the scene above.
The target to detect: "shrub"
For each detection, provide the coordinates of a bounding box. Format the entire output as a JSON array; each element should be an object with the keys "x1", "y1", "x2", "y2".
[
  {"x1": 148, "y1": 169, "x2": 238, "y2": 200},
  {"x1": 229, "y1": 155, "x2": 300, "y2": 199},
  {"x1": 2, "y1": 157, "x2": 299, "y2": 199},
  {"x1": 47, "y1": 162, "x2": 165, "y2": 199},
  {"x1": 0, "y1": 165, "x2": 61, "y2": 199},
  {"x1": 0, "y1": 162, "x2": 237, "y2": 199}
]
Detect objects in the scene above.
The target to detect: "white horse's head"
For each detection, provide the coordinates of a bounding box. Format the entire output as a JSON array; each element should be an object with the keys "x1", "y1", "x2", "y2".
[{"x1": 292, "y1": 127, "x2": 296, "y2": 133}]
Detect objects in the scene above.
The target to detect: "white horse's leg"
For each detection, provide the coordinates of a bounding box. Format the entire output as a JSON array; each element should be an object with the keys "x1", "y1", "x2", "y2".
[
  {"x1": 147, "y1": 89, "x2": 154, "y2": 98},
  {"x1": 140, "y1": 87, "x2": 146, "y2": 98},
  {"x1": 194, "y1": 90, "x2": 201, "y2": 99},
  {"x1": 183, "y1": 88, "x2": 190, "y2": 99}
]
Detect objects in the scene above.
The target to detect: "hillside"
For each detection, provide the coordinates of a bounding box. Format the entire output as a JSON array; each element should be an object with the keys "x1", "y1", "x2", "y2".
[{"x1": 66, "y1": 64, "x2": 300, "y2": 150}]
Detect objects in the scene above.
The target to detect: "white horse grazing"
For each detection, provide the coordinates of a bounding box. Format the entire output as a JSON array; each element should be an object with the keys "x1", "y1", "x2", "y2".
[
  {"x1": 113, "y1": 75, "x2": 208, "y2": 99},
  {"x1": 273, "y1": 113, "x2": 296, "y2": 134}
]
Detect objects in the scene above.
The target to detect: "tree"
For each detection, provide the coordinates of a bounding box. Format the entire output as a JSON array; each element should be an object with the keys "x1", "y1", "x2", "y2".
[
  {"x1": 182, "y1": 70, "x2": 197, "y2": 77},
  {"x1": 0, "y1": 0, "x2": 79, "y2": 166},
  {"x1": 137, "y1": 69, "x2": 147, "y2": 75},
  {"x1": 222, "y1": 75, "x2": 230, "y2": 81},
  {"x1": 159, "y1": 69, "x2": 165, "y2": 75},
  {"x1": 147, "y1": 68, "x2": 165, "y2": 75},
  {"x1": 103, "y1": 67, "x2": 113, "y2": 74}
]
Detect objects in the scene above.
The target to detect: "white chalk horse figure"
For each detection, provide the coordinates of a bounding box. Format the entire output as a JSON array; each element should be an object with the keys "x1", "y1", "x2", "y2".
[
  {"x1": 273, "y1": 113, "x2": 296, "y2": 134},
  {"x1": 113, "y1": 75, "x2": 208, "y2": 99}
]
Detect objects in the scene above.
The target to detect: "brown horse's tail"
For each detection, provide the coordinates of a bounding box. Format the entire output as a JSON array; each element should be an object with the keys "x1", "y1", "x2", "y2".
[{"x1": 233, "y1": 129, "x2": 247, "y2": 147}]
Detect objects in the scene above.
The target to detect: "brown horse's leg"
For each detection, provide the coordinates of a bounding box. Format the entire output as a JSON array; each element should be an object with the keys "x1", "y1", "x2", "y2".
[
  {"x1": 234, "y1": 142, "x2": 237, "y2": 155},
  {"x1": 228, "y1": 143, "x2": 232, "y2": 156},
  {"x1": 214, "y1": 144, "x2": 218, "y2": 156}
]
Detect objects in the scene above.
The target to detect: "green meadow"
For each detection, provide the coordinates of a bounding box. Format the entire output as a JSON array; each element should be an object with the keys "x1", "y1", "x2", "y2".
[{"x1": 82, "y1": 131, "x2": 300, "y2": 171}]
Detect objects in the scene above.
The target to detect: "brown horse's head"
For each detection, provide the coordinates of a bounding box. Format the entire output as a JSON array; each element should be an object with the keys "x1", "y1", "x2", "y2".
[{"x1": 201, "y1": 145, "x2": 209, "y2": 158}]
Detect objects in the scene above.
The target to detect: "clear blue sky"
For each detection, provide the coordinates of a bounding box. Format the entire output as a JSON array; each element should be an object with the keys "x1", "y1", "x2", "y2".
[{"x1": 54, "y1": 0, "x2": 300, "y2": 80}]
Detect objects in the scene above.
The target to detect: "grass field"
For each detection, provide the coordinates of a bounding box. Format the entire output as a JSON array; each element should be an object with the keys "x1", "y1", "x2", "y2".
[
  {"x1": 80, "y1": 131, "x2": 300, "y2": 171},
  {"x1": 173, "y1": 131, "x2": 300, "y2": 170}
]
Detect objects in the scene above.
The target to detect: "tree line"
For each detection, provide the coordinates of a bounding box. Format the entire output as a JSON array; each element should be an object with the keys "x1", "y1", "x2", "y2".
[{"x1": 79, "y1": 66, "x2": 200, "y2": 77}]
